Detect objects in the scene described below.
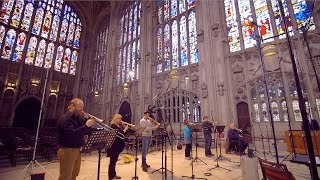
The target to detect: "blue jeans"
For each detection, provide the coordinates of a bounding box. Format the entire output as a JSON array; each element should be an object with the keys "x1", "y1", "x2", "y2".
[
  {"x1": 204, "y1": 134, "x2": 212, "y2": 155},
  {"x1": 142, "y1": 136, "x2": 151, "y2": 165}
]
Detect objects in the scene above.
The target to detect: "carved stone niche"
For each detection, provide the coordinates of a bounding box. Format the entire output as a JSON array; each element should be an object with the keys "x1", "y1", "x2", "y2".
[
  {"x1": 200, "y1": 83, "x2": 208, "y2": 98},
  {"x1": 211, "y1": 23, "x2": 220, "y2": 37},
  {"x1": 197, "y1": 29, "x2": 204, "y2": 42}
]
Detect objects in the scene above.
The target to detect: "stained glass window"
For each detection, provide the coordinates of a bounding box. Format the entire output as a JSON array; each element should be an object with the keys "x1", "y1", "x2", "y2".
[
  {"x1": 271, "y1": 101, "x2": 280, "y2": 121},
  {"x1": 253, "y1": 103, "x2": 260, "y2": 122},
  {"x1": 262, "y1": 102, "x2": 268, "y2": 121},
  {"x1": 292, "y1": 100, "x2": 302, "y2": 121},
  {"x1": 224, "y1": 0, "x2": 240, "y2": 52},
  {"x1": 157, "y1": 0, "x2": 197, "y2": 72},
  {"x1": 316, "y1": 99, "x2": 320, "y2": 118},
  {"x1": 92, "y1": 26, "x2": 108, "y2": 94},
  {"x1": 0, "y1": 0, "x2": 82, "y2": 75},
  {"x1": 224, "y1": 0, "x2": 316, "y2": 52},
  {"x1": 289, "y1": 82, "x2": 298, "y2": 97},
  {"x1": 117, "y1": 1, "x2": 141, "y2": 84},
  {"x1": 281, "y1": 101, "x2": 289, "y2": 121}
]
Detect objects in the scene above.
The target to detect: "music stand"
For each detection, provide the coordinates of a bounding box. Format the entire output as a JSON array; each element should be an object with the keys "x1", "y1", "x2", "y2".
[
  {"x1": 190, "y1": 124, "x2": 207, "y2": 165},
  {"x1": 151, "y1": 126, "x2": 173, "y2": 175},
  {"x1": 209, "y1": 125, "x2": 231, "y2": 172},
  {"x1": 132, "y1": 127, "x2": 145, "y2": 180},
  {"x1": 82, "y1": 130, "x2": 117, "y2": 180},
  {"x1": 182, "y1": 123, "x2": 207, "y2": 180}
]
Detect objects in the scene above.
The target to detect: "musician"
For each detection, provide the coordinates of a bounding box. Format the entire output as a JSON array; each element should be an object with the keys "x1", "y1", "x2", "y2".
[
  {"x1": 183, "y1": 119, "x2": 192, "y2": 160},
  {"x1": 227, "y1": 123, "x2": 248, "y2": 156},
  {"x1": 57, "y1": 98, "x2": 95, "y2": 180},
  {"x1": 107, "y1": 114, "x2": 129, "y2": 180},
  {"x1": 202, "y1": 116, "x2": 214, "y2": 157},
  {"x1": 140, "y1": 110, "x2": 160, "y2": 172}
]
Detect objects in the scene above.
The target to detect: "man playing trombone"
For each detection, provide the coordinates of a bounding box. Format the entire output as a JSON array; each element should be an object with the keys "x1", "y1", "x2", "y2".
[
  {"x1": 140, "y1": 110, "x2": 160, "y2": 172},
  {"x1": 57, "y1": 98, "x2": 95, "y2": 180}
]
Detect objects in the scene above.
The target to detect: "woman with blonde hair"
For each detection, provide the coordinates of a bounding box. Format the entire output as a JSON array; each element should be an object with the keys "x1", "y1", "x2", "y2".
[{"x1": 107, "y1": 114, "x2": 129, "y2": 179}]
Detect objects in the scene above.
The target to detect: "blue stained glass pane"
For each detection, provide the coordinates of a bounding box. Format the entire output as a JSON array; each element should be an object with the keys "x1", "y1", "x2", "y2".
[
  {"x1": 171, "y1": 0, "x2": 177, "y2": 18},
  {"x1": 291, "y1": 0, "x2": 315, "y2": 31},
  {"x1": 164, "y1": 24, "x2": 170, "y2": 71},
  {"x1": 180, "y1": 16, "x2": 188, "y2": 66},
  {"x1": 157, "y1": 28, "x2": 163, "y2": 73},
  {"x1": 1, "y1": 29, "x2": 16, "y2": 59},
  {"x1": 172, "y1": 21, "x2": 179, "y2": 69},
  {"x1": 188, "y1": 11, "x2": 198, "y2": 64}
]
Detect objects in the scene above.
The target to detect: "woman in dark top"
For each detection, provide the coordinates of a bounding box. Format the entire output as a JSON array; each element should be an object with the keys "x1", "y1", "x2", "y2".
[{"x1": 107, "y1": 114, "x2": 129, "y2": 180}]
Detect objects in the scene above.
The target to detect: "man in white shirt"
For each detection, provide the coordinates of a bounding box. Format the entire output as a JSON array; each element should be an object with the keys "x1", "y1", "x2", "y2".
[{"x1": 140, "y1": 110, "x2": 160, "y2": 172}]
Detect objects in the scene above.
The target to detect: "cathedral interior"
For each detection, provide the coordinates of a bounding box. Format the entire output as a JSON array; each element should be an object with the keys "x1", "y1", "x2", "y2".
[{"x1": 0, "y1": 0, "x2": 320, "y2": 179}]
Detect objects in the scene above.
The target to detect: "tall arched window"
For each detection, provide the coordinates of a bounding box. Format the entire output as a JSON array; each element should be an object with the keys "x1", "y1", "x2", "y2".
[
  {"x1": 156, "y1": 0, "x2": 198, "y2": 73},
  {"x1": 224, "y1": 0, "x2": 315, "y2": 52},
  {"x1": 92, "y1": 24, "x2": 109, "y2": 96},
  {"x1": 117, "y1": 1, "x2": 141, "y2": 84},
  {"x1": 0, "y1": 0, "x2": 82, "y2": 75}
]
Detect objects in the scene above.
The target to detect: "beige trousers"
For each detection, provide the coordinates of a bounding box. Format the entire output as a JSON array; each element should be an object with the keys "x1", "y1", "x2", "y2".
[{"x1": 57, "y1": 148, "x2": 81, "y2": 180}]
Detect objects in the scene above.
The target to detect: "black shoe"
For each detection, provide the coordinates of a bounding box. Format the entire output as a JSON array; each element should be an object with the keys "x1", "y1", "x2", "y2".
[
  {"x1": 114, "y1": 175, "x2": 121, "y2": 179},
  {"x1": 142, "y1": 166, "x2": 148, "y2": 172},
  {"x1": 141, "y1": 164, "x2": 151, "y2": 168}
]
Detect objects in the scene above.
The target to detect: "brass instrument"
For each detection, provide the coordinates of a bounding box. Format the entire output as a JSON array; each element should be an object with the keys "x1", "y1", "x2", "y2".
[
  {"x1": 147, "y1": 117, "x2": 160, "y2": 125},
  {"x1": 122, "y1": 121, "x2": 136, "y2": 128},
  {"x1": 83, "y1": 112, "x2": 125, "y2": 139}
]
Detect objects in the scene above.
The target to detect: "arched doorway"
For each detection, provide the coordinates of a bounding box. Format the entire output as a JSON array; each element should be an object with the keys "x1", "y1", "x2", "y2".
[
  {"x1": 13, "y1": 97, "x2": 41, "y2": 130},
  {"x1": 119, "y1": 101, "x2": 132, "y2": 124},
  {"x1": 236, "y1": 102, "x2": 251, "y2": 133}
]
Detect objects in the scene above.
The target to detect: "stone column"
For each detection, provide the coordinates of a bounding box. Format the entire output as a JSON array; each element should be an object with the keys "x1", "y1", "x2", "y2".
[{"x1": 196, "y1": 0, "x2": 231, "y2": 125}]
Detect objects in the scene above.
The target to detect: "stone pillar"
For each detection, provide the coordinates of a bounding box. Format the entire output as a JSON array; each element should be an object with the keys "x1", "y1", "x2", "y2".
[{"x1": 196, "y1": 0, "x2": 231, "y2": 125}]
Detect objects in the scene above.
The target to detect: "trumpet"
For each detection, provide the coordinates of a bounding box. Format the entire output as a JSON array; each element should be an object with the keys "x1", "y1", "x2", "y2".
[
  {"x1": 83, "y1": 112, "x2": 125, "y2": 139},
  {"x1": 121, "y1": 121, "x2": 136, "y2": 128}
]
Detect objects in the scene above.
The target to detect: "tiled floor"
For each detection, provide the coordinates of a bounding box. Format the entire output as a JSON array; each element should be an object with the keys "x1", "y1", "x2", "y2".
[{"x1": 0, "y1": 143, "x2": 318, "y2": 180}]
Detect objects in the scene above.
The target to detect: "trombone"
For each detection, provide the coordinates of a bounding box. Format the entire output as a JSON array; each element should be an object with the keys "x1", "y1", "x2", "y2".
[{"x1": 83, "y1": 112, "x2": 125, "y2": 140}]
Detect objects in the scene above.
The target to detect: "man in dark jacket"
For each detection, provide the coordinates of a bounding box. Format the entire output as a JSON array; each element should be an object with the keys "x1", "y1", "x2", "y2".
[
  {"x1": 202, "y1": 116, "x2": 214, "y2": 156},
  {"x1": 227, "y1": 123, "x2": 248, "y2": 155},
  {"x1": 57, "y1": 98, "x2": 95, "y2": 180}
]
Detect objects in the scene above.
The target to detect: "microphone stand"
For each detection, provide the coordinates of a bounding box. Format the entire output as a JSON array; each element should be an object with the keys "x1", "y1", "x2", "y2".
[
  {"x1": 264, "y1": 122, "x2": 272, "y2": 155},
  {"x1": 252, "y1": 21, "x2": 279, "y2": 163},
  {"x1": 258, "y1": 122, "x2": 267, "y2": 160},
  {"x1": 278, "y1": 58, "x2": 297, "y2": 163},
  {"x1": 278, "y1": 0, "x2": 318, "y2": 178}
]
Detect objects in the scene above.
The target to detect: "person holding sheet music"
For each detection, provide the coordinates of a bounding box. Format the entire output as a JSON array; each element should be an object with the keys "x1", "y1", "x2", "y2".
[
  {"x1": 107, "y1": 114, "x2": 129, "y2": 180},
  {"x1": 57, "y1": 98, "x2": 95, "y2": 180},
  {"x1": 227, "y1": 123, "x2": 248, "y2": 156},
  {"x1": 202, "y1": 116, "x2": 214, "y2": 157},
  {"x1": 140, "y1": 110, "x2": 160, "y2": 172}
]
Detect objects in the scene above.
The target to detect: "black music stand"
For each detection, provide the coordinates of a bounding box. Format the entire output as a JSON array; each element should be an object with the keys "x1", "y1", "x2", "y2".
[
  {"x1": 182, "y1": 124, "x2": 207, "y2": 180},
  {"x1": 209, "y1": 125, "x2": 231, "y2": 172},
  {"x1": 82, "y1": 130, "x2": 117, "y2": 180},
  {"x1": 151, "y1": 126, "x2": 173, "y2": 175},
  {"x1": 132, "y1": 127, "x2": 145, "y2": 180},
  {"x1": 190, "y1": 124, "x2": 207, "y2": 165}
]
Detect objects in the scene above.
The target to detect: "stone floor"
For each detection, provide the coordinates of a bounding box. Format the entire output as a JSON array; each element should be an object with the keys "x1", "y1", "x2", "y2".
[{"x1": 0, "y1": 142, "x2": 318, "y2": 180}]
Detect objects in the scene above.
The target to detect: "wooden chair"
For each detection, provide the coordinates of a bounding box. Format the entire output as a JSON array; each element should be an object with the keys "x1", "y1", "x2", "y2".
[{"x1": 258, "y1": 157, "x2": 295, "y2": 180}]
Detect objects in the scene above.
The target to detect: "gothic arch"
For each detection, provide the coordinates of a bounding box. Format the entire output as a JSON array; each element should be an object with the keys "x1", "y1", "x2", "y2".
[
  {"x1": 12, "y1": 96, "x2": 41, "y2": 130},
  {"x1": 118, "y1": 101, "x2": 132, "y2": 124}
]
